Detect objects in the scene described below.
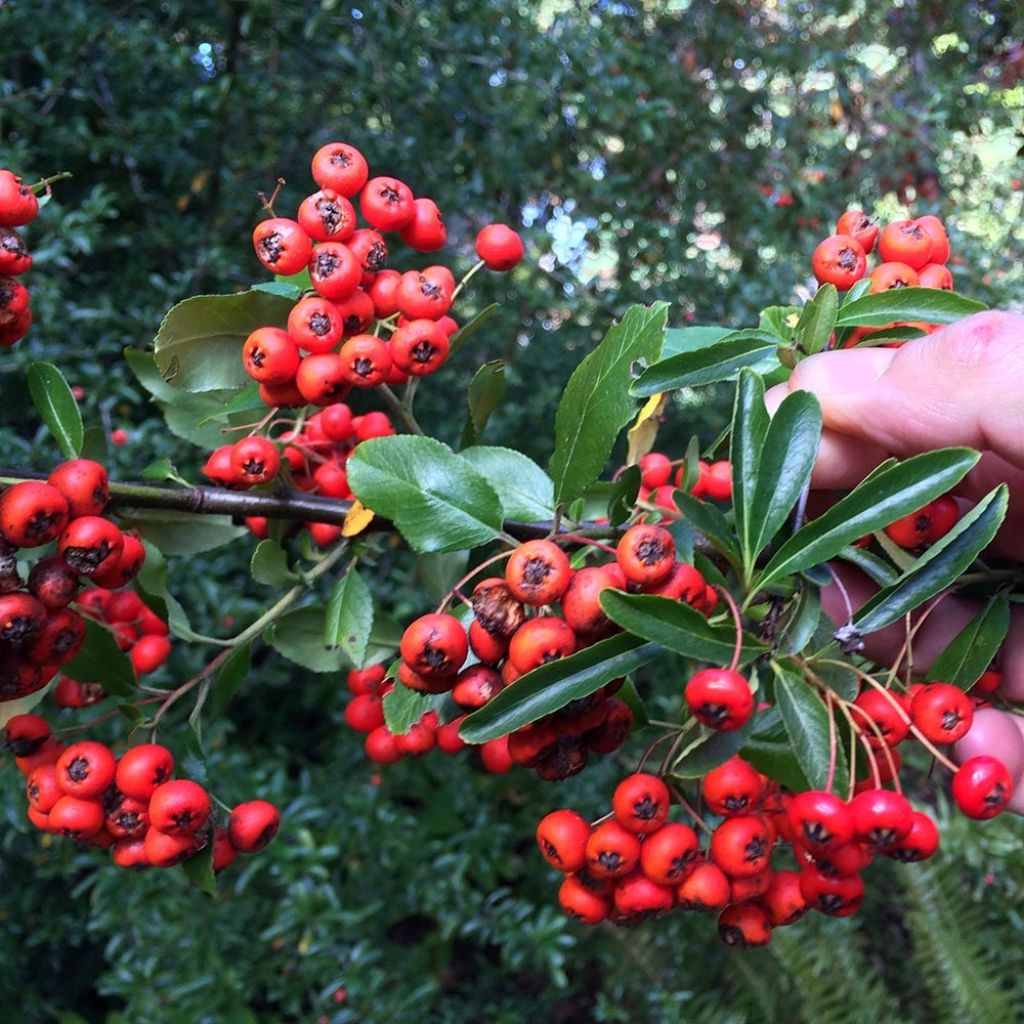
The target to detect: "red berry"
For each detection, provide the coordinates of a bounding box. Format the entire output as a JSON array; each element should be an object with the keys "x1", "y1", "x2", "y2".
[
  {"x1": 911, "y1": 682, "x2": 973, "y2": 744},
  {"x1": 786, "y1": 790, "x2": 854, "y2": 852},
  {"x1": 718, "y1": 903, "x2": 772, "y2": 947},
  {"x1": 616, "y1": 523, "x2": 676, "y2": 586},
  {"x1": 360, "y1": 176, "x2": 415, "y2": 232},
  {"x1": 760, "y1": 869, "x2": 809, "y2": 927},
  {"x1": 26, "y1": 764, "x2": 63, "y2": 813},
  {"x1": 58, "y1": 515, "x2": 124, "y2": 577},
  {"x1": 0, "y1": 227, "x2": 32, "y2": 275},
  {"x1": 710, "y1": 815, "x2": 771, "y2": 878},
  {"x1": 585, "y1": 820, "x2": 641, "y2": 879},
  {"x1": 344, "y1": 692, "x2": 385, "y2": 733},
  {"x1": 112, "y1": 836, "x2": 151, "y2": 870},
  {"x1": 852, "y1": 688, "x2": 910, "y2": 748},
  {"x1": 0, "y1": 170, "x2": 39, "y2": 226},
  {"x1": 4, "y1": 713, "x2": 51, "y2": 757},
  {"x1": 286, "y1": 295, "x2": 344, "y2": 354},
  {"x1": 914, "y1": 215, "x2": 950, "y2": 265},
  {"x1": 297, "y1": 188, "x2": 356, "y2": 243},
  {"x1": 475, "y1": 224, "x2": 524, "y2": 271},
  {"x1": 309, "y1": 242, "x2": 361, "y2": 300},
  {"x1": 230, "y1": 436, "x2": 280, "y2": 486},
  {"x1": 47, "y1": 459, "x2": 110, "y2": 519},
  {"x1": 228, "y1": 799, "x2": 280, "y2": 853},
  {"x1": 116, "y1": 743, "x2": 175, "y2": 801},
  {"x1": 507, "y1": 616, "x2": 577, "y2": 674},
  {"x1": 338, "y1": 333, "x2": 392, "y2": 388},
  {"x1": 144, "y1": 826, "x2": 204, "y2": 867},
  {"x1": 878, "y1": 219, "x2": 934, "y2": 270},
  {"x1": 48, "y1": 795, "x2": 105, "y2": 839},
  {"x1": 396, "y1": 267, "x2": 453, "y2": 320},
  {"x1": 131, "y1": 634, "x2": 172, "y2": 676},
  {"x1": 451, "y1": 664, "x2": 503, "y2": 709},
  {"x1": 390, "y1": 318, "x2": 450, "y2": 376},
  {"x1": 848, "y1": 788, "x2": 913, "y2": 848},
  {"x1": 55, "y1": 741, "x2": 116, "y2": 799},
  {"x1": 684, "y1": 668, "x2": 754, "y2": 731},
  {"x1": 435, "y1": 717, "x2": 466, "y2": 755},
  {"x1": 951, "y1": 755, "x2": 1012, "y2": 819},
  {"x1": 332, "y1": 288, "x2": 375, "y2": 336},
  {"x1": 536, "y1": 809, "x2": 591, "y2": 872},
  {"x1": 612, "y1": 772, "x2": 670, "y2": 834},
  {"x1": 702, "y1": 755, "x2": 764, "y2": 817},
  {"x1": 919, "y1": 263, "x2": 954, "y2": 290},
  {"x1": 365, "y1": 725, "x2": 401, "y2": 764},
  {"x1": 243, "y1": 327, "x2": 301, "y2": 385},
  {"x1": 676, "y1": 862, "x2": 731, "y2": 912},
  {"x1": 882, "y1": 809, "x2": 940, "y2": 862},
  {"x1": 368, "y1": 268, "x2": 402, "y2": 318},
  {"x1": 835, "y1": 210, "x2": 879, "y2": 253},
  {"x1": 505, "y1": 540, "x2": 572, "y2": 606},
  {"x1": 799, "y1": 866, "x2": 864, "y2": 917},
  {"x1": 399, "y1": 613, "x2": 468, "y2": 678},
  {"x1": 347, "y1": 228, "x2": 388, "y2": 280},
  {"x1": 812, "y1": 234, "x2": 867, "y2": 289},
  {"x1": 24, "y1": 607, "x2": 86, "y2": 665},
  {"x1": 640, "y1": 822, "x2": 699, "y2": 885},
  {"x1": 561, "y1": 563, "x2": 625, "y2": 636},
  {"x1": 149, "y1": 779, "x2": 211, "y2": 834},
  {"x1": 614, "y1": 871, "x2": 675, "y2": 918},
  {"x1": 252, "y1": 218, "x2": 312, "y2": 276},
  {"x1": 212, "y1": 826, "x2": 237, "y2": 872},
  {"x1": 311, "y1": 143, "x2": 369, "y2": 197},
  {"x1": 295, "y1": 353, "x2": 349, "y2": 406},
  {"x1": 558, "y1": 874, "x2": 611, "y2": 925},
  {"x1": 0, "y1": 481, "x2": 69, "y2": 548},
  {"x1": 479, "y1": 735, "x2": 514, "y2": 774},
  {"x1": 399, "y1": 197, "x2": 447, "y2": 251}
]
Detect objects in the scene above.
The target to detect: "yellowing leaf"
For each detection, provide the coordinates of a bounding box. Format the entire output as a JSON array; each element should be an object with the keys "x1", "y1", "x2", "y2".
[
  {"x1": 626, "y1": 393, "x2": 665, "y2": 467},
  {"x1": 343, "y1": 499, "x2": 375, "y2": 537}
]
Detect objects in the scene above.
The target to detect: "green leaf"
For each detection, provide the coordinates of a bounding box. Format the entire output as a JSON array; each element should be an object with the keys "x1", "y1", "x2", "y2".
[
  {"x1": 152, "y1": 291, "x2": 294, "y2": 393},
  {"x1": 746, "y1": 391, "x2": 822, "y2": 561},
  {"x1": 324, "y1": 569, "x2": 373, "y2": 668},
  {"x1": 758, "y1": 448, "x2": 979, "y2": 589},
  {"x1": 673, "y1": 717, "x2": 757, "y2": 777},
  {"x1": 209, "y1": 643, "x2": 251, "y2": 721},
  {"x1": 250, "y1": 539, "x2": 296, "y2": 587},
  {"x1": 615, "y1": 678, "x2": 648, "y2": 729},
  {"x1": 140, "y1": 458, "x2": 188, "y2": 485},
  {"x1": 271, "y1": 606, "x2": 400, "y2": 672},
  {"x1": 834, "y1": 287, "x2": 986, "y2": 328},
  {"x1": 783, "y1": 586, "x2": 821, "y2": 655},
  {"x1": 179, "y1": 724, "x2": 209, "y2": 787},
  {"x1": 550, "y1": 302, "x2": 668, "y2": 504},
  {"x1": 119, "y1": 508, "x2": 247, "y2": 556},
  {"x1": 460, "y1": 446, "x2": 555, "y2": 521},
  {"x1": 181, "y1": 841, "x2": 217, "y2": 897},
  {"x1": 836, "y1": 545, "x2": 901, "y2": 587},
  {"x1": 599, "y1": 592, "x2": 765, "y2": 665},
  {"x1": 854, "y1": 487, "x2": 1008, "y2": 634},
  {"x1": 348, "y1": 435, "x2": 503, "y2": 553},
  {"x1": 135, "y1": 542, "x2": 213, "y2": 644},
  {"x1": 0, "y1": 678, "x2": 58, "y2": 728},
  {"x1": 417, "y1": 551, "x2": 470, "y2": 603},
  {"x1": 928, "y1": 596, "x2": 1011, "y2": 691},
  {"x1": 382, "y1": 685, "x2": 449, "y2": 736},
  {"x1": 631, "y1": 331, "x2": 778, "y2": 396},
  {"x1": 759, "y1": 306, "x2": 798, "y2": 342},
  {"x1": 730, "y1": 369, "x2": 770, "y2": 568},
  {"x1": 607, "y1": 465, "x2": 641, "y2": 527},
  {"x1": 672, "y1": 491, "x2": 742, "y2": 567},
  {"x1": 741, "y1": 709, "x2": 812, "y2": 791},
  {"x1": 450, "y1": 302, "x2": 499, "y2": 356},
  {"x1": 660, "y1": 325, "x2": 731, "y2": 358},
  {"x1": 460, "y1": 360, "x2": 506, "y2": 448},
  {"x1": 794, "y1": 284, "x2": 839, "y2": 356},
  {"x1": 774, "y1": 661, "x2": 847, "y2": 792},
  {"x1": 197, "y1": 383, "x2": 265, "y2": 424},
  {"x1": 27, "y1": 362, "x2": 83, "y2": 459},
  {"x1": 80, "y1": 426, "x2": 109, "y2": 465},
  {"x1": 63, "y1": 619, "x2": 135, "y2": 697},
  {"x1": 460, "y1": 633, "x2": 660, "y2": 743}
]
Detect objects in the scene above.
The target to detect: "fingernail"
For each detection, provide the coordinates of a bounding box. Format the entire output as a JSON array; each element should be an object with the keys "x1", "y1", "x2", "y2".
[{"x1": 790, "y1": 348, "x2": 896, "y2": 395}]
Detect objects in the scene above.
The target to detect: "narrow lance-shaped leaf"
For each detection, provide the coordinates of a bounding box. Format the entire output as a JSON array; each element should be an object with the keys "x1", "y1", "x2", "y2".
[
  {"x1": 27, "y1": 362, "x2": 83, "y2": 459},
  {"x1": 834, "y1": 287, "x2": 986, "y2": 328},
  {"x1": 460, "y1": 633, "x2": 660, "y2": 743},
  {"x1": 671, "y1": 490, "x2": 742, "y2": 569},
  {"x1": 927, "y1": 596, "x2": 1011, "y2": 691},
  {"x1": 450, "y1": 302, "x2": 499, "y2": 356},
  {"x1": 730, "y1": 369, "x2": 769, "y2": 570},
  {"x1": 794, "y1": 284, "x2": 838, "y2": 356},
  {"x1": 459, "y1": 360, "x2": 506, "y2": 448},
  {"x1": 758, "y1": 448, "x2": 979, "y2": 589},
  {"x1": 854, "y1": 486, "x2": 1008, "y2": 634},
  {"x1": 550, "y1": 302, "x2": 668, "y2": 505}
]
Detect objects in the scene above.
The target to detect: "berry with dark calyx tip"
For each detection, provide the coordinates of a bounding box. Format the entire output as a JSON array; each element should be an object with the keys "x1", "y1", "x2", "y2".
[
  {"x1": 0, "y1": 658, "x2": 51, "y2": 702},
  {"x1": 676, "y1": 862, "x2": 731, "y2": 912},
  {"x1": 812, "y1": 234, "x2": 867, "y2": 289},
  {"x1": 390, "y1": 318, "x2": 450, "y2": 376},
  {"x1": 26, "y1": 765, "x2": 62, "y2": 819},
  {"x1": 91, "y1": 531, "x2": 147, "y2": 589},
  {"x1": 397, "y1": 660, "x2": 454, "y2": 695},
  {"x1": 534, "y1": 736, "x2": 589, "y2": 781},
  {"x1": 212, "y1": 826, "x2": 237, "y2": 872},
  {"x1": 296, "y1": 352, "x2": 349, "y2": 406},
  {"x1": 47, "y1": 459, "x2": 110, "y2": 519},
  {"x1": 869, "y1": 261, "x2": 920, "y2": 292},
  {"x1": 58, "y1": 516, "x2": 124, "y2": 577},
  {"x1": 585, "y1": 820, "x2": 641, "y2": 879},
  {"x1": 148, "y1": 779, "x2": 211, "y2": 835},
  {"x1": 309, "y1": 241, "x2": 361, "y2": 300},
  {"x1": 558, "y1": 874, "x2": 611, "y2": 925},
  {"x1": 914, "y1": 215, "x2": 950, "y2": 264},
  {"x1": 885, "y1": 501, "x2": 936, "y2": 549},
  {"x1": 252, "y1": 217, "x2": 312, "y2": 276},
  {"x1": 399, "y1": 197, "x2": 447, "y2": 252},
  {"x1": 4, "y1": 713, "x2": 51, "y2": 757},
  {"x1": 805, "y1": 841, "x2": 873, "y2": 879},
  {"x1": 0, "y1": 170, "x2": 40, "y2": 226},
  {"x1": 475, "y1": 223, "x2": 524, "y2": 271},
  {"x1": 338, "y1": 333, "x2": 392, "y2": 388},
  {"x1": 297, "y1": 188, "x2": 356, "y2": 243},
  {"x1": 0, "y1": 481, "x2": 69, "y2": 548},
  {"x1": 508, "y1": 720, "x2": 558, "y2": 768},
  {"x1": 14, "y1": 735, "x2": 64, "y2": 775},
  {"x1": 311, "y1": 142, "x2": 368, "y2": 196},
  {"x1": 614, "y1": 871, "x2": 675, "y2": 918},
  {"x1": 53, "y1": 675, "x2": 104, "y2": 708},
  {"x1": 835, "y1": 209, "x2": 879, "y2": 253},
  {"x1": 919, "y1": 263, "x2": 954, "y2": 290},
  {"x1": 470, "y1": 577, "x2": 525, "y2": 637},
  {"x1": 228, "y1": 800, "x2": 280, "y2": 853},
  {"x1": 347, "y1": 228, "x2": 388, "y2": 282},
  {"x1": 710, "y1": 815, "x2": 771, "y2": 878},
  {"x1": 144, "y1": 826, "x2": 204, "y2": 868},
  {"x1": 882, "y1": 809, "x2": 940, "y2": 862},
  {"x1": 24, "y1": 607, "x2": 86, "y2": 665},
  {"x1": 55, "y1": 740, "x2": 116, "y2": 799},
  {"x1": 230, "y1": 436, "x2": 280, "y2": 486},
  {"x1": 333, "y1": 287, "x2": 375, "y2": 337},
  {"x1": 112, "y1": 836, "x2": 151, "y2": 870},
  {"x1": 0, "y1": 227, "x2": 32, "y2": 275},
  {"x1": 536, "y1": 809, "x2": 591, "y2": 872},
  {"x1": 0, "y1": 276, "x2": 30, "y2": 324},
  {"x1": 400, "y1": 613, "x2": 468, "y2": 679},
  {"x1": 878, "y1": 219, "x2": 934, "y2": 270},
  {"x1": 286, "y1": 294, "x2": 345, "y2": 354},
  {"x1": 346, "y1": 663, "x2": 386, "y2": 695},
  {"x1": 640, "y1": 822, "x2": 699, "y2": 885},
  {"x1": 616, "y1": 523, "x2": 675, "y2": 586},
  {"x1": 702, "y1": 755, "x2": 764, "y2": 817},
  {"x1": 360, "y1": 176, "x2": 415, "y2": 231},
  {"x1": 48, "y1": 795, "x2": 105, "y2": 839},
  {"x1": 365, "y1": 725, "x2": 401, "y2": 765},
  {"x1": 647, "y1": 561, "x2": 705, "y2": 605},
  {"x1": 242, "y1": 326, "x2": 300, "y2": 385},
  {"x1": 718, "y1": 904, "x2": 772, "y2": 948},
  {"x1": 468, "y1": 618, "x2": 508, "y2": 665},
  {"x1": 507, "y1": 616, "x2": 577, "y2": 674},
  {"x1": 911, "y1": 682, "x2": 973, "y2": 745},
  {"x1": 105, "y1": 794, "x2": 150, "y2": 839},
  {"x1": 612, "y1": 772, "x2": 670, "y2": 834},
  {"x1": 684, "y1": 668, "x2": 754, "y2": 731},
  {"x1": 760, "y1": 869, "x2": 809, "y2": 927},
  {"x1": 799, "y1": 866, "x2": 864, "y2": 917},
  {"x1": 396, "y1": 267, "x2": 453, "y2": 320},
  {"x1": 786, "y1": 790, "x2": 855, "y2": 852},
  {"x1": 952, "y1": 756, "x2": 1013, "y2": 819},
  {"x1": 505, "y1": 539, "x2": 572, "y2": 606},
  {"x1": 0, "y1": 592, "x2": 46, "y2": 645}
]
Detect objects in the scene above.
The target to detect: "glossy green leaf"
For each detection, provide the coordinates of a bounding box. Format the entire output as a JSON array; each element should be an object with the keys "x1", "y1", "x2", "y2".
[
  {"x1": 783, "y1": 586, "x2": 821, "y2": 655},
  {"x1": 607, "y1": 464, "x2": 641, "y2": 527},
  {"x1": 417, "y1": 551, "x2": 470, "y2": 603},
  {"x1": 208, "y1": 643, "x2": 251, "y2": 721},
  {"x1": 747, "y1": 390, "x2": 821, "y2": 562},
  {"x1": 615, "y1": 678, "x2": 648, "y2": 729},
  {"x1": 599, "y1": 592, "x2": 765, "y2": 665},
  {"x1": 250, "y1": 539, "x2": 296, "y2": 588},
  {"x1": 758, "y1": 448, "x2": 979, "y2": 589},
  {"x1": 63, "y1": 619, "x2": 135, "y2": 696},
  {"x1": 135, "y1": 542, "x2": 218, "y2": 644},
  {"x1": 730, "y1": 369, "x2": 769, "y2": 567},
  {"x1": 631, "y1": 331, "x2": 778, "y2": 396},
  {"x1": 672, "y1": 490, "x2": 742, "y2": 567},
  {"x1": 774, "y1": 661, "x2": 847, "y2": 792},
  {"x1": 450, "y1": 302, "x2": 499, "y2": 356},
  {"x1": 794, "y1": 284, "x2": 838, "y2": 356},
  {"x1": 348, "y1": 435, "x2": 503, "y2": 553},
  {"x1": 460, "y1": 446, "x2": 555, "y2": 520},
  {"x1": 460, "y1": 633, "x2": 659, "y2": 743},
  {"x1": 834, "y1": 287, "x2": 986, "y2": 328},
  {"x1": 855, "y1": 486, "x2": 1008, "y2": 634},
  {"x1": 324, "y1": 568, "x2": 373, "y2": 668},
  {"x1": 550, "y1": 302, "x2": 667, "y2": 504},
  {"x1": 382, "y1": 685, "x2": 450, "y2": 736},
  {"x1": 460, "y1": 360, "x2": 506, "y2": 448},
  {"x1": 660, "y1": 325, "x2": 731, "y2": 358},
  {"x1": 741, "y1": 709, "x2": 811, "y2": 791},
  {"x1": 836, "y1": 545, "x2": 901, "y2": 587},
  {"x1": 119, "y1": 508, "x2": 247, "y2": 556},
  {"x1": 27, "y1": 361, "x2": 83, "y2": 459},
  {"x1": 271, "y1": 606, "x2": 398, "y2": 672},
  {"x1": 152, "y1": 290, "x2": 293, "y2": 392},
  {"x1": 927, "y1": 596, "x2": 1010, "y2": 691},
  {"x1": 181, "y1": 841, "x2": 217, "y2": 897},
  {"x1": 673, "y1": 717, "x2": 756, "y2": 777}
]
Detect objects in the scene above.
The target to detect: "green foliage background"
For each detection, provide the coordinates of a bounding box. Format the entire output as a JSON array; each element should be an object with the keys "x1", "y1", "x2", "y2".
[{"x1": 1, "y1": 2, "x2": 1023, "y2": 1021}]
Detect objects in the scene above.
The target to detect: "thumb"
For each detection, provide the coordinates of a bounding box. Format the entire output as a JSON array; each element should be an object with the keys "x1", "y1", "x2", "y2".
[{"x1": 788, "y1": 311, "x2": 1024, "y2": 468}]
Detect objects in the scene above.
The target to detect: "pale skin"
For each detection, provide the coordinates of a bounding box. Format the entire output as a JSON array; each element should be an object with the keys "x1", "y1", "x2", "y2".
[{"x1": 765, "y1": 311, "x2": 1024, "y2": 809}]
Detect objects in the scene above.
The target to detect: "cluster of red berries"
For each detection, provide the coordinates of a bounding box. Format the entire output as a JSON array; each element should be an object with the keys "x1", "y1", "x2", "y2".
[
  {"x1": 202, "y1": 401, "x2": 394, "y2": 549},
  {"x1": 0, "y1": 459, "x2": 148, "y2": 702},
  {"x1": 538, "y1": 764, "x2": 944, "y2": 945},
  {"x1": 242, "y1": 140, "x2": 523, "y2": 410},
  {"x1": 812, "y1": 211, "x2": 953, "y2": 346},
  {"x1": 394, "y1": 524, "x2": 721, "y2": 780},
  {"x1": 635, "y1": 451, "x2": 732, "y2": 516},
  {"x1": 0, "y1": 168, "x2": 40, "y2": 348},
  {"x1": 4, "y1": 715, "x2": 279, "y2": 871}
]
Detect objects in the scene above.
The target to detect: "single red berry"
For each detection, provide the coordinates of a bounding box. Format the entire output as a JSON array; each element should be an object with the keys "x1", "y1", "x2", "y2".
[
  {"x1": 116, "y1": 743, "x2": 175, "y2": 801},
  {"x1": 360, "y1": 176, "x2": 415, "y2": 232},
  {"x1": 0, "y1": 592, "x2": 47, "y2": 645},
  {"x1": 702, "y1": 755, "x2": 764, "y2": 817},
  {"x1": 878, "y1": 219, "x2": 934, "y2": 270},
  {"x1": 647, "y1": 561, "x2": 705, "y2": 605},
  {"x1": 585, "y1": 820, "x2": 642, "y2": 879},
  {"x1": 911, "y1": 683, "x2": 973, "y2": 744},
  {"x1": 368, "y1": 268, "x2": 402, "y2": 318},
  {"x1": 869, "y1": 261, "x2": 921, "y2": 292},
  {"x1": 399, "y1": 197, "x2": 447, "y2": 251},
  {"x1": 131, "y1": 634, "x2": 172, "y2": 676},
  {"x1": 710, "y1": 815, "x2": 771, "y2": 878},
  {"x1": 26, "y1": 764, "x2": 63, "y2": 813},
  {"x1": 640, "y1": 822, "x2": 699, "y2": 885},
  {"x1": 91, "y1": 531, "x2": 146, "y2": 589},
  {"x1": 347, "y1": 228, "x2": 388, "y2": 282},
  {"x1": 338, "y1": 333, "x2": 392, "y2": 388},
  {"x1": 297, "y1": 188, "x2": 356, "y2": 243},
  {"x1": 311, "y1": 142, "x2": 368, "y2": 196},
  {"x1": 149, "y1": 779, "x2": 211, "y2": 834},
  {"x1": 399, "y1": 613, "x2": 468, "y2": 678},
  {"x1": 144, "y1": 826, "x2": 204, "y2": 867},
  {"x1": 309, "y1": 241, "x2": 361, "y2": 300},
  {"x1": 468, "y1": 618, "x2": 509, "y2": 665},
  {"x1": 614, "y1": 871, "x2": 675, "y2": 918},
  {"x1": 344, "y1": 692, "x2": 385, "y2": 733},
  {"x1": 48, "y1": 795, "x2": 105, "y2": 839},
  {"x1": 612, "y1": 773, "x2": 670, "y2": 834},
  {"x1": 848, "y1": 788, "x2": 913, "y2": 848},
  {"x1": 799, "y1": 866, "x2": 864, "y2": 917},
  {"x1": 396, "y1": 267, "x2": 453, "y2": 320},
  {"x1": 59, "y1": 515, "x2": 124, "y2": 577},
  {"x1": 676, "y1": 862, "x2": 731, "y2": 912},
  {"x1": 536, "y1": 809, "x2": 591, "y2": 872},
  {"x1": 718, "y1": 903, "x2": 772, "y2": 948},
  {"x1": 365, "y1": 725, "x2": 401, "y2": 765},
  {"x1": 24, "y1": 607, "x2": 86, "y2": 665},
  {"x1": 243, "y1": 327, "x2": 301, "y2": 385},
  {"x1": 835, "y1": 210, "x2": 879, "y2": 253},
  {"x1": 286, "y1": 295, "x2": 344, "y2": 354},
  {"x1": 760, "y1": 869, "x2": 809, "y2": 927},
  {"x1": 390, "y1": 318, "x2": 450, "y2": 376},
  {"x1": 507, "y1": 616, "x2": 577, "y2": 674},
  {"x1": 436, "y1": 716, "x2": 466, "y2": 755},
  {"x1": 228, "y1": 800, "x2": 281, "y2": 853},
  {"x1": 0, "y1": 275, "x2": 30, "y2": 323},
  {"x1": 704, "y1": 461, "x2": 732, "y2": 501},
  {"x1": 14, "y1": 735, "x2": 64, "y2": 775},
  {"x1": 479, "y1": 735, "x2": 514, "y2": 774},
  {"x1": 230, "y1": 436, "x2": 280, "y2": 486},
  {"x1": 295, "y1": 352, "x2": 349, "y2": 406},
  {"x1": 952, "y1": 755, "x2": 1012, "y2": 819},
  {"x1": 253, "y1": 218, "x2": 312, "y2": 276},
  {"x1": 347, "y1": 664, "x2": 386, "y2": 695},
  {"x1": 919, "y1": 263, "x2": 954, "y2": 290},
  {"x1": 0, "y1": 170, "x2": 39, "y2": 226},
  {"x1": 812, "y1": 234, "x2": 868, "y2": 289},
  {"x1": 505, "y1": 539, "x2": 572, "y2": 606},
  {"x1": 312, "y1": 461, "x2": 349, "y2": 499},
  {"x1": 851, "y1": 687, "x2": 910, "y2": 748},
  {"x1": 55, "y1": 741, "x2": 116, "y2": 799},
  {"x1": 332, "y1": 288, "x2": 375, "y2": 337},
  {"x1": 202, "y1": 445, "x2": 237, "y2": 487},
  {"x1": 0, "y1": 304, "x2": 31, "y2": 346},
  {"x1": 0, "y1": 481, "x2": 69, "y2": 548},
  {"x1": 0, "y1": 227, "x2": 32, "y2": 275},
  {"x1": 684, "y1": 668, "x2": 754, "y2": 731},
  {"x1": 105, "y1": 794, "x2": 150, "y2": 839},
  {"x1": 881, "y1": 809, "x2": 940, "y2": 862},
  {"x1": 558, "y1": 874, "x2": 611, "y2": 925},
  {"x1": 786, "y1": 790, "x2": 855, "y2": 852},
  {"x1": 47, "y1": 459, "x2": 110, "y2": 519},
  {"x1": 211, "y1": 826, "x2": 237, "y2": 872},
  {"x1": 561, "y1": 563, "x2": 625, "y2": 636},
  {"x1": 638, "y1": 452, "x2": 672, "y2": 489},
  {"x1": 914, "y1": 215, "x2": 951, "y2": 264},
  {"x1": 4, "y1": 712, "x2": 51, "y2": 757},
  {"x1": 616, "y1": 523, "x2": 676, "y2": 586},
  {"x1": 475, "y1": 224, "x2": 524, "y2": 271},
  {"x1": 112, "y1": 836, "x2": 151, "y2": 870},
  {"x1": 452, "y1": 664, "x2": 503, "y2": 709}
]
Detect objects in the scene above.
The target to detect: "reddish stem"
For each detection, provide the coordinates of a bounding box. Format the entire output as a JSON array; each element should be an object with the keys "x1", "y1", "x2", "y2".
[
  {"x1": 715, "y1": 585, "x2": 744, "y2": 673},
  {"x1": 257, "y1": 177, "x2": 286, "y2": 217},
  {"x1": 435, "y1": 547, "x2": 516, "y2": 614}
]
